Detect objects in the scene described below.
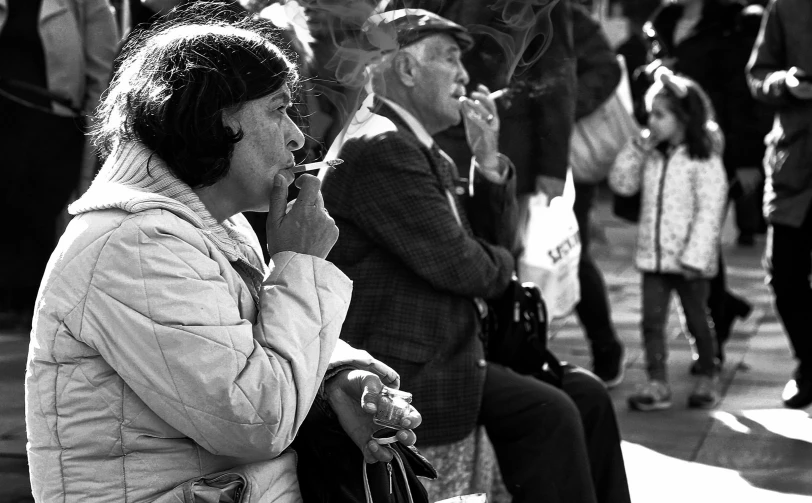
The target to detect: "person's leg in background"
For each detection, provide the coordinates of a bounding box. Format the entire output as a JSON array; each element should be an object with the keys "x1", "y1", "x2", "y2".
[
  {"x1": 765, "y1": 209, "x2": 812, "y2": 408},
  {"x1": 573, "y1": 181, "x2": 625, "y2": 387},
  {"x1": 2, "y1": 100, "x2": 84, "y2": 329},
  {"x1": 702, "y1": 251, "x2": 751, "y2": 372},
  {"x1": 0, "y1": 98, "x2": 83, "y2": 330},
  {"x1": 734, "y1": 176, "x2": 767, "y2": 246},
  {"x1": 480, "y1": 363, "x2": 597, "y2": 503},
  {"x1": 561, "y1": 364, "x2": 632, "y2": 503}
]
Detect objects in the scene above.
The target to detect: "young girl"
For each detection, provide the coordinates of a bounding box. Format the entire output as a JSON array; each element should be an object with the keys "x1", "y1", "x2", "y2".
[{"x1": 609, "y1": 68, "x2": 728, "y2": 411}]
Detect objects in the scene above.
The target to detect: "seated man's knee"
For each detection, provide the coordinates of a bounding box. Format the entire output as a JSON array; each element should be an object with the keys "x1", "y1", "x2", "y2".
[
  {"x1": 528, "y1": 383, "x2": 583, "y2": 434},
  {"x1": 562, "y1": 365, "x2": 618, "y2": 432}
]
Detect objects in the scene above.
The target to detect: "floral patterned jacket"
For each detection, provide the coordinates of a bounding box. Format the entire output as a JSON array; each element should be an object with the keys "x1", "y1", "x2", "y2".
[{"x1": 609, "y1": 140, "x2": 729, "y2": 278}]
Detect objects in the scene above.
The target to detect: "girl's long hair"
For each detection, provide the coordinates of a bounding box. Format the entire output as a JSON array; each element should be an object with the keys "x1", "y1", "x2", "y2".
[{"x1": 644, "y1": 73, "x2": 720, "y2": 160}]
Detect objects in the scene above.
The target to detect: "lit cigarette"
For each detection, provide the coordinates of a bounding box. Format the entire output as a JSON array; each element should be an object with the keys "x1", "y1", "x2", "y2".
[
  {"x1": 458, "y1": 88, "x2": 510, "y2": 103},
  {"x1": 489, "y1": 88, "x2": 509, "y2": 100},
  {"x1": 291, "y1": 159, "x2": 344, "y2": 174}
]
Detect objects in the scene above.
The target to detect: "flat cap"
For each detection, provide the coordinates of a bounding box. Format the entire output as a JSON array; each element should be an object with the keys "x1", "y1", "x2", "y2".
[{"x1": 365, "y1": 8, "x2": 474, "y2": 52}]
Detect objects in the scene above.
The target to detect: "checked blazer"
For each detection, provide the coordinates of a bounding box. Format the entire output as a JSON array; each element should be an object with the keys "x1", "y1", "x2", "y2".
[{"x1": 322, "y1": 99, "x2": 519, "y2": 446}]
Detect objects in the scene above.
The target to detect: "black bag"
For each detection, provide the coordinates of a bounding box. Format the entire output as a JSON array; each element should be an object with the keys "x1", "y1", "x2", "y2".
[
  {"x1": 483, "y1": 278, "x2": 564, "y2": 387},
  {"x1": 292, "y1": 399, "x2": 437, "y2": 503}
]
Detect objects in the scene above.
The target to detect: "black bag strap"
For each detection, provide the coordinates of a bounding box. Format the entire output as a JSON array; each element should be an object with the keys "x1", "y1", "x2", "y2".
[
  {"x1": 0, "y1": 75, "x2": 82, "y2": 115},
  {"x1": 363, "y1": 446, "x2": 415, "y2": 503}
]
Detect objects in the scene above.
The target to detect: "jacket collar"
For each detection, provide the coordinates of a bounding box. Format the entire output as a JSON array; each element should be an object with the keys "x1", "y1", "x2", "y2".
[
  {"x1": 69, "y1": 142, "x2": 267, "y2": 277},
  {"x1": 375, "y1": 96, "x2": 435, "y2": 149}
]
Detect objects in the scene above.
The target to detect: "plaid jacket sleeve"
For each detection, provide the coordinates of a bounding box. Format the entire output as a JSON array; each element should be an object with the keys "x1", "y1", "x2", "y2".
[{"x1": 339, "y1": 133, "x2": 515, "y2": 300}]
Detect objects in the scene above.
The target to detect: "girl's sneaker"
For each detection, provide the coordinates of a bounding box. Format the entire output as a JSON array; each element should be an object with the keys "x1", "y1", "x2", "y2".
[
  {"x1": 628, "y1": 380, "x2": 672, "y2": 411},
  {"x1": 688, "y1": 375, "x2": 720, "y2": 409}
]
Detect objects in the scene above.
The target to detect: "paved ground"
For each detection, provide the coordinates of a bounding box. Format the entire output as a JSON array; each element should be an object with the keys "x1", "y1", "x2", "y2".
[
  {"x1": 548, "y1": 193, "x2": 812, "y2": 502},
  {"x1": 1, "y1": 192, "x2": 810, "y2": 502}
]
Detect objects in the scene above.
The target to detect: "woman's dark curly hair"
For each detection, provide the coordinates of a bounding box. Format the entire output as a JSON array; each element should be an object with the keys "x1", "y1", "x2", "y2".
[
  {"x1": 92, "y1": 2, "x2": 299, "y2": 188},
  {"x1": 644, "y1": 71, "x2": 721, "y2": 161}
]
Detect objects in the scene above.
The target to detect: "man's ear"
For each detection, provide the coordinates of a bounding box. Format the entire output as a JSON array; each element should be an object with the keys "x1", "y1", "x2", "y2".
[{"x1": 392, "y1": 52, "x2": 419, "y2": 88}]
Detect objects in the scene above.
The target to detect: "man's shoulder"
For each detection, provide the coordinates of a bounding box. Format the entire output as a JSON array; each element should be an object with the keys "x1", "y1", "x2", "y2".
[{"x1": 341, "y1": 120, "x2": 429, "y2": 166}]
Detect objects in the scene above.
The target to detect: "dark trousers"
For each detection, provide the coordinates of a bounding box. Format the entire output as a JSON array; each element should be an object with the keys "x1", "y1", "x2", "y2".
[
  {"x1": 642, "y1": 273, "x2": 718, "y2": 380},
  {"x1": 707, "y1": 247, "x2": 751, "y2": 360},
  {"x1": 480, "y1": 363, "x2": 631, "y2": 503},
  {"x1": 765, "y1": 207, "x2": 812, "y2": 380},
  {"x1": 573, "y1": 182, "x2": 620, "y2": 353},
  {"x1": 0, "y1": 96, "x2": 84, "y2": 312},
  {"x1": 734, "y1": 182, "x2": 766, "y2": 238}
]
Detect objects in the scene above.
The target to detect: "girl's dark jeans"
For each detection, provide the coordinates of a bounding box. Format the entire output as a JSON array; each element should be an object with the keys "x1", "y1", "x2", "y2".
[{"x1": 641, "y1": 273, "x2": 718, "y2": 380}]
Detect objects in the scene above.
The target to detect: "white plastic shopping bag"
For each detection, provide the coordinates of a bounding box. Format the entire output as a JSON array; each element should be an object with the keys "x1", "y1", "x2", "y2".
[{"x1": 517, "y1": 171, "x2": 581, "y2": 319}]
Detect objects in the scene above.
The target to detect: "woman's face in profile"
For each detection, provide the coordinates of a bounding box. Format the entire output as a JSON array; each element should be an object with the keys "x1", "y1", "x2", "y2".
[{"x1": 219, "y1": 85, "x2": 306, "y2": 212}]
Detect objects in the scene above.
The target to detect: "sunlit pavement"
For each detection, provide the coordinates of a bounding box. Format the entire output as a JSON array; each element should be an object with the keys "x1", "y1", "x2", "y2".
[
  {"x1": 1, "y1": 190, "x2": 810, "y2": 502},
  {"x1": 549, "y1": 190, "x2": 812, "y2": 502}
]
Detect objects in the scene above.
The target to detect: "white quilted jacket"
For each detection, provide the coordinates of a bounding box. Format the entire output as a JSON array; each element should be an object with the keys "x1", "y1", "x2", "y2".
[
  {"x1": 609, "y1": 140, "x2": 728, "y2": 278},
  {"x1": 24, "y1": 144, "x2": 377, "y2": 502}
]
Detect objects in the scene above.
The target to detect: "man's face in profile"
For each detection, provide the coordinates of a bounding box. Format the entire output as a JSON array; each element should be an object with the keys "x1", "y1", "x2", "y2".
[{"x1": 409, "y1": 34, "x2": 470, "y2": 133}]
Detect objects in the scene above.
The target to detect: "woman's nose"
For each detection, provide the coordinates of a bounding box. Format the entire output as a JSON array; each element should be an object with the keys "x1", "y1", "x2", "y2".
[{"x1": 287, "y1": 121, "x2": 305, "y2": 152}]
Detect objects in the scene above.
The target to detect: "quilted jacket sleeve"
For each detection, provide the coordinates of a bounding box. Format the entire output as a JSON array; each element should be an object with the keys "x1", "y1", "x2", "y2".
[
  {"x1": 342, "y1": 134, "x2": 515, "y2": 300},
  {"x1": 609, "y1": 139, "x2": 647, "y2": 196},
  {"x1": 79, "y1": 213, "x2": 351, "y2": 459},
  {"x1": 680, "y1": 155, "x2": 729, "y2": 273}
]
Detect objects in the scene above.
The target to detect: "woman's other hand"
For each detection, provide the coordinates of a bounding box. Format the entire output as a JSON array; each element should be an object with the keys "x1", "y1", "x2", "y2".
[{"x1": 324, "y1": 369, "x2": 422, "y2": 463}]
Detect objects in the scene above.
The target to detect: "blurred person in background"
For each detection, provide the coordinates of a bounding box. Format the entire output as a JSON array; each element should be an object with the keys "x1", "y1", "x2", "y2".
[
  {"x1": 747, "y1": 0, "x2": 812, "y2": 409},
  {"x1": 0, "y1": 0, "x2": 118, "y2": 330}
]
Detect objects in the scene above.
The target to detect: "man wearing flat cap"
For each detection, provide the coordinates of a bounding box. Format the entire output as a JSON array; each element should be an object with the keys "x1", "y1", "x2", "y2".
[{"x1": 322, "y1": 8, "x2": 628, "y2": 503}]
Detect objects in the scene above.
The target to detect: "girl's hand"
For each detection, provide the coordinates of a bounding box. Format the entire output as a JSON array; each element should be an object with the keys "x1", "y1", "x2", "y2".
[{"x1": 633, "y1": 129, "x2": 656, "y2": 152}]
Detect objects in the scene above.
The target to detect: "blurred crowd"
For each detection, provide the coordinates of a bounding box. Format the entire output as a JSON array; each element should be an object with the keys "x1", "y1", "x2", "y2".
[{"x1": 4, "y1": 0, "x2": 812, "y2": 501}]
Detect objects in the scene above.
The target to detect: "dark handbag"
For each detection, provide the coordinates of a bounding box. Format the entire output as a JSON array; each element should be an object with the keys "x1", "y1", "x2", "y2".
[
  {"x1": 483, "y1": 278, "x2": 564, "y2": 387},
  {"x1": 291, "y1": 398, "x2": 437, "y2": 503}
]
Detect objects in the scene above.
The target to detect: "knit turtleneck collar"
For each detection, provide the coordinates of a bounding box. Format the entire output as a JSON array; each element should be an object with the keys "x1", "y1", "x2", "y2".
[{"x1": 69, "y1": 142, "x2": 267, "y2": 277}]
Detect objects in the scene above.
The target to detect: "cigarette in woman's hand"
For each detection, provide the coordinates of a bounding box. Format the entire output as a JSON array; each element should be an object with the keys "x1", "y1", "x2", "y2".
[{"x1": 291, "y1": 158, "x2": 344, "y2": 174}]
